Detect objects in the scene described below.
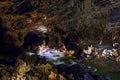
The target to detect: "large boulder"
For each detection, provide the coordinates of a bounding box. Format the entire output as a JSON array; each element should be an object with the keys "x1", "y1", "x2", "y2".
[{"x1": 55, "y1": 64, "x2": 112, "y2": 80}]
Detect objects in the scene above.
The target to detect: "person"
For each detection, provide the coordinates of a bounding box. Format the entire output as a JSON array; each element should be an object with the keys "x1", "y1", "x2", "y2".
[
  {"x1": 58, "y1": 44, "x2": 66, "y2": 53},
  {"x1": 83, "y1": 45, "x2": 94, "y2": 58},
  {"x1": 113, "y1": 43, "x2": 119, "y2": 49}
]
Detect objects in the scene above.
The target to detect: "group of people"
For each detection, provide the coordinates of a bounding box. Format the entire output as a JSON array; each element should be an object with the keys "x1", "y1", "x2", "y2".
[
  {"x1": 31, "y1": 41, "x2": 120, "y2": 62},
  {"x1": 36, "y1": 42, "x2": 75, "y2": 57},
  {"x1": 81, "y1": 43, "x2": 120, "y2": 62}
]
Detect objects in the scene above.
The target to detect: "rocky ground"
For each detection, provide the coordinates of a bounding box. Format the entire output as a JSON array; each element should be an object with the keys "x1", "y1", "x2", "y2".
[
  {"x1": 0, "y1": 0, "x2": 120, "y2": 80},
  {"x1": 0, "y1": 52, "x2": 114, "y2": 80}
]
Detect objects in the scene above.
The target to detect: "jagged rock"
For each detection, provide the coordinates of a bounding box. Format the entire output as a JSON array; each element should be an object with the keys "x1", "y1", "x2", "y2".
[
  {"x1": 0, "y1": 1, "x2": 119, "y2": 80},
  {"x1": 49, "y1": 71, "x2": 57, "y2": 80},
  {"x1": 63, "y1": 32, "x2": 79, "y2": 50},
  {"x1": 10, "y1": 0, "x2": 23, "y2": 3},
  {"x1": 11, "y1": 0, "x2": 33, "y2": 14},
  {"x1": 56, "y1": 64, "x2": 85, "y2": 80},
  {"x1": 25, "y1": 63, "x2": 53, "y2": 80},
  {"x1": 0, "y1": 0, "x2": 119, "y2": 54},
  {"x1": 12, "y1": 18, "x2": 28, "y2": 30},
  {"x1": 82, "y1": 73, "x2": 94, "y2": 80},
  {"x1": 98, "y1": 75, "x2": 112, "y2": 80},
  {"x1": 55, "y1": 63, "x2": 113, "y2": 80}
]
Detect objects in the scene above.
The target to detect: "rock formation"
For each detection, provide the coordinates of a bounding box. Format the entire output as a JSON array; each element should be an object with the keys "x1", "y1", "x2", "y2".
[{"x1": 0, "y1": 1, "x2": 120, "y2": 79}]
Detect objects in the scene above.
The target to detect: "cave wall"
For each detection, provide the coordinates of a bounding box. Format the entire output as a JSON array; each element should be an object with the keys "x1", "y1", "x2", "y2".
[{"x1": 0, "y1": 0, "x2": 120, "y2": 54}]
